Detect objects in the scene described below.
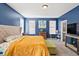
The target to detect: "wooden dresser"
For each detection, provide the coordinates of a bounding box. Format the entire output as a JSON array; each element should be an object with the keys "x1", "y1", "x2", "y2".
[{"x1": 39, "y1": 32, "x2": 46, "y2": 39}]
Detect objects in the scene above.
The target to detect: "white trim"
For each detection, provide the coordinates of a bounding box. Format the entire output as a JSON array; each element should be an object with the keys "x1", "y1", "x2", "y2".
[
  {"x1": 60, "y1": 20, "x2": 67, "y2": 41},
  {"x1": 20, "y1": 17, "x2": 24, "y2": 34}
]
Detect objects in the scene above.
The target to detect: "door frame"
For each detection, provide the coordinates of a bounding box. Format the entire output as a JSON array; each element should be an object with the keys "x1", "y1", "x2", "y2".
[{"x1": 60, "y1": 20, "x2": 67, "y2": 41}]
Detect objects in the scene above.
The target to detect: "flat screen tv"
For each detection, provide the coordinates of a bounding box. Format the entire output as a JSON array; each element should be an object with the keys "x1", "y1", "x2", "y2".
[{"x1": 67, "y1": 23, "x2": 77, "y2": 34}]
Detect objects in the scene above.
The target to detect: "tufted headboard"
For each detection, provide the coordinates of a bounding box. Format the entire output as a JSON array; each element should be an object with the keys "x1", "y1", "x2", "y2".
[{"x1": 0, "y1": 25, "x2": 21, "y2": 43}]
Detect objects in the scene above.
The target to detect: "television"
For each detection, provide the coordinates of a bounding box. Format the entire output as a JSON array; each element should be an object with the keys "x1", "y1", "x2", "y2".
[{"x1": 67, "y1": 23, "x2": 77, "y2": 34}]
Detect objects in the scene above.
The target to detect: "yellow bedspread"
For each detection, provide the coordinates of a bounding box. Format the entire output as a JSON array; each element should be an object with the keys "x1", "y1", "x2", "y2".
[{"x1": 5, "y1": 36, "x2": 49, "y2": 56}]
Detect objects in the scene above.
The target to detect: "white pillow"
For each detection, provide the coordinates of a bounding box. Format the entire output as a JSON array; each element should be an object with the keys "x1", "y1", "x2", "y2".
[
  {"x1": 0, "y1": 42, "x2": 9, "y2": 53},
  {"x1": 4, "y1": 35, "x2": 21, "y2": 42}
]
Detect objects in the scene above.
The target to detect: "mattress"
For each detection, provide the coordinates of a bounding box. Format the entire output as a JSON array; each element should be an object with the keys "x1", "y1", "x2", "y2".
[{"x1": 45, "y1": 40, "x2": 57, "y2": 55}]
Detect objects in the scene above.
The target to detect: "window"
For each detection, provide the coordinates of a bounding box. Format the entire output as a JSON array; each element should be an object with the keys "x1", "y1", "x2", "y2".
[
  {"x1": 49, "y1": 21, "x2": 56, "y2": 34},
  {"x1": 20, "y1": 18, "x2": 24, "y2": 34},
  {"x1": 28, "y1": 20, "x2": 36, "y2": 34}
]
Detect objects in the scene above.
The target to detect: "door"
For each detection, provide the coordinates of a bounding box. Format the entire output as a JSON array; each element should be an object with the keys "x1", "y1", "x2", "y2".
[{"x1": 60, "y1": 20, "x2": 67, "y2": 41}]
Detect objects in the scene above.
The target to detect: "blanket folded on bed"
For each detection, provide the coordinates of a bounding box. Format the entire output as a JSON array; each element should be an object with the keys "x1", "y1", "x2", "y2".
[{"x1": 4, "y1": 36, "x2": 49, "y2": 56}]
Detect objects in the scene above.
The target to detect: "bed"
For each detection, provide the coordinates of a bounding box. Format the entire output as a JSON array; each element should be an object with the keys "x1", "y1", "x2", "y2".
[
  {"x1": 0, "y1": 25, "x2": 49, "y2": 56},
  {"x1": 5, "y1": 36, "x2": 49, "y2": 56},
  {"x1": 0, "y1": 25, "x2": 21, "y2": 55}
]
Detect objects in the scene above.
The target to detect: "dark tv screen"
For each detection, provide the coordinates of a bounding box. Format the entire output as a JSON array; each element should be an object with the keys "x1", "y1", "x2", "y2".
[{"x1": 67, "y1": 23, "x2": 76, "y2": 34}]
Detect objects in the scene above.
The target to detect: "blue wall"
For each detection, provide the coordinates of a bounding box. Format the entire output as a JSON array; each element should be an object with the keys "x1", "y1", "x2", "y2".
[
  {"x1": 58, "y1": 5, "x2": 79, "y2": 34},
  {"x1": 0, "y1": 3, "x2": 23, "y2": 26},
  {"x1": 24, "y1": 18, "x2": 58, "y2": 37},
  {"x1": 59, "y1": 5, "x2": 79, "y2": 24}
]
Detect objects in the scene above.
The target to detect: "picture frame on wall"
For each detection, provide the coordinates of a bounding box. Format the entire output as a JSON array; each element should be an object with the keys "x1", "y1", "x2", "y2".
[{"x1": 38, "y1": 20, "x2": 46, "y2": 28}]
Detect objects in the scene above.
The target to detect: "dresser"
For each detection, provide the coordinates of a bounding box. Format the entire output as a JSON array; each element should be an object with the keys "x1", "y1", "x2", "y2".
[{"x1": 39, "y1": 32, "x2": 46, "y2": 39}]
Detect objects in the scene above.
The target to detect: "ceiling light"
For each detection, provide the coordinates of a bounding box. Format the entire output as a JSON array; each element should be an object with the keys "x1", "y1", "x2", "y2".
[{"x1": 42, "y1": 4, "x2": 48, "y2": 9}]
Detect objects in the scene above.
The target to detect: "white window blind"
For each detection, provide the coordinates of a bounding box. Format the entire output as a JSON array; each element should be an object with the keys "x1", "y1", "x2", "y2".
[
  {"x1": 49, "y1": 21, "x2": 56, "y2": 34},
  {"x1": 28, "y1": 20, "x2": 36, "y2": 34}
]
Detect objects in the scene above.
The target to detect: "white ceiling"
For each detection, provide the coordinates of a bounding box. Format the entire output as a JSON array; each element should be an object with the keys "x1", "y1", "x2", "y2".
[{"x1": 7, "y1": 3, "x2": 79, "y2": 18}]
